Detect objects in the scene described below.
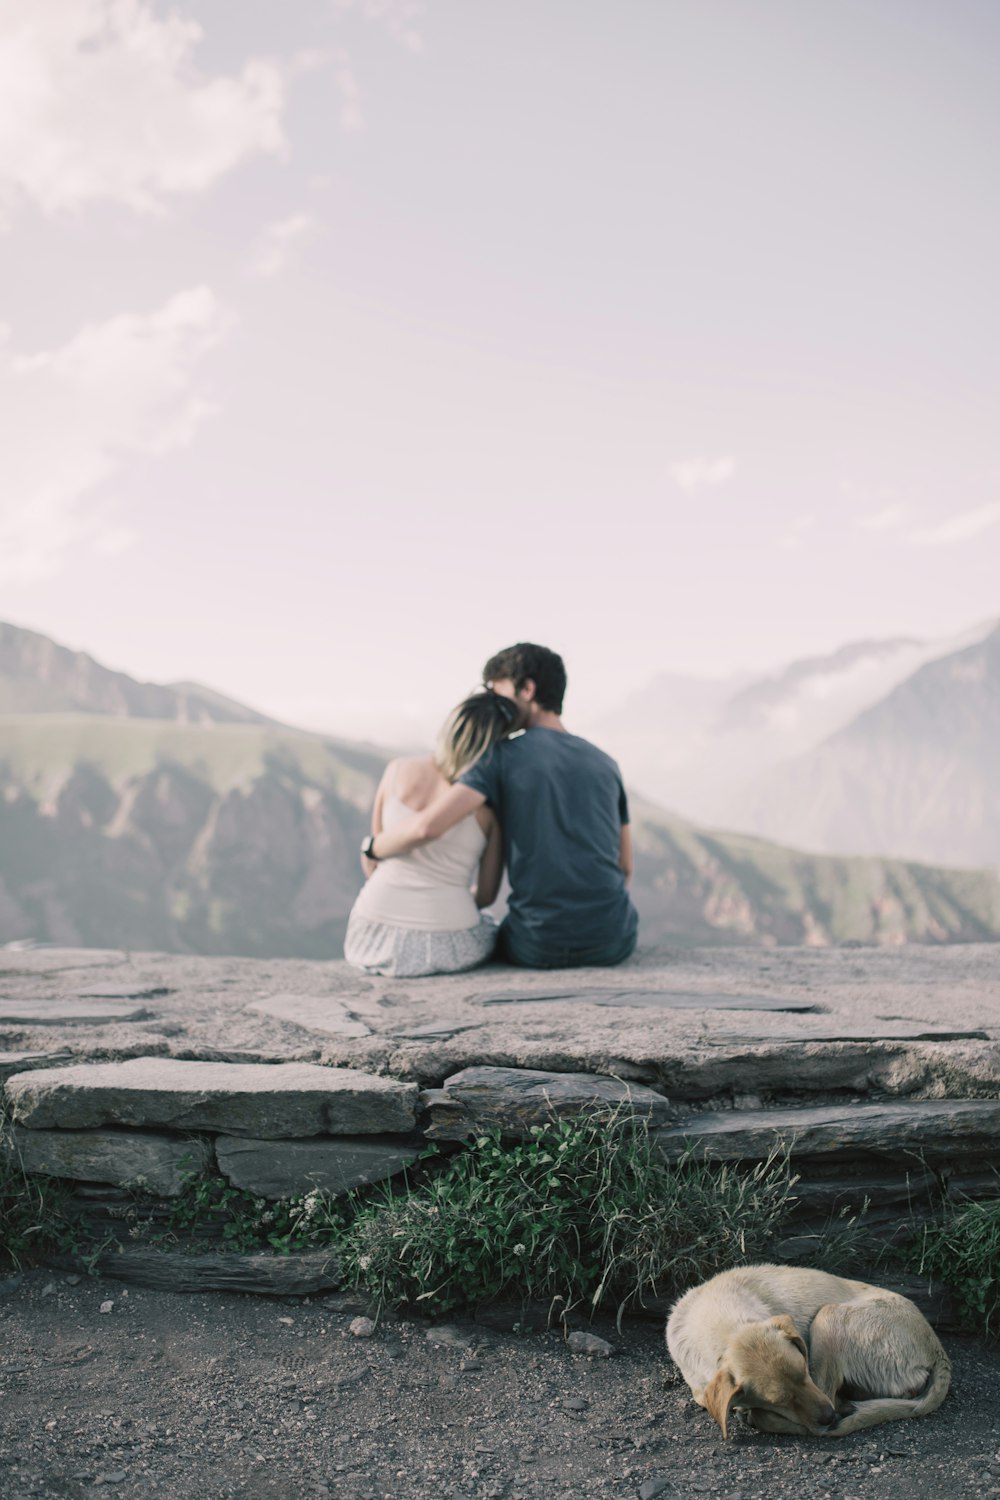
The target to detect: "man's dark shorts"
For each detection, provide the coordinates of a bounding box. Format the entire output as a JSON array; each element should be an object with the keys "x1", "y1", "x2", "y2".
[{"x1": 498, "y1": 919, "x2": 637, "y2": 970}]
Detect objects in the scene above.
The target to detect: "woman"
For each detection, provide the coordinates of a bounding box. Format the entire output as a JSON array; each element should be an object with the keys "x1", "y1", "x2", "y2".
[{"x1": 343, "y1": 691, "x2": 518, "y2": 977}]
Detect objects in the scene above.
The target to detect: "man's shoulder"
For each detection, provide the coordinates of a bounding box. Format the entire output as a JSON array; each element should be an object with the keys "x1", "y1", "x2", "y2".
[
  {"x1": 511, "y1": 729, "x2": 623, "y2": 777},
  {"x1": 563, "y1": 731, "x2": 623, "y2": 775}
]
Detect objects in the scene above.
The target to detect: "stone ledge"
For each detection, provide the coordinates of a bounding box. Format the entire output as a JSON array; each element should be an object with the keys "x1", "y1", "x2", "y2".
[
  {"x1": 4, "y1": 1058, "x2": 419, "y2": 1137},
  {"x1": 215, "y1": 1134, "x2": 422, "y2": 1199},
  {"x1": 2, "y1": 1125, "x2": 212, "y2": 1197},
  {"x1": 44, "y1": 1247, "x2": 342, "y2": 1296},
  {"x1": 655, "y1": 1099, "x2": 1000, "y2": 1163},
  {"x1": 423, "y1": 1065, "x2": 674, "y2": 1141}
]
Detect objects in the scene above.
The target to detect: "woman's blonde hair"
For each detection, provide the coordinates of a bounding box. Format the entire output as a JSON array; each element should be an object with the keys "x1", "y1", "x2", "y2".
[{"x1": 434, "y1": 691, "x2": 518, "y2": 782}]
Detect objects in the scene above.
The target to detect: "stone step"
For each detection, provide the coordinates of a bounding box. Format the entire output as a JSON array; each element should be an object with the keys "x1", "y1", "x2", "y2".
[
  {"x1": 423, "y1": 1065, "x2": 674, "y2": 1141},
  {"x1": 45, "y1": 1247, "x2": 342, "y2": 1296},
  {"x1": 655, "y1": 1099, "x2": 1000, "y2": 1164},
  {"x1": 215, "y1": 1134, "x2": 421, "y2": 1200},
  {"x1": 4, "y1": 1058, "x2": 419, "y2": 1137},
  {"x1": 3, "y1": 1125, "x2": 212, "y2": 1197}
]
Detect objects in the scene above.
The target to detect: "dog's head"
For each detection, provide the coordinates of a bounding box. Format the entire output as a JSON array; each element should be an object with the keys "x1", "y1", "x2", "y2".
[{"x1": 703, "y1": 1315, "x2": 839, "y2": 1438}]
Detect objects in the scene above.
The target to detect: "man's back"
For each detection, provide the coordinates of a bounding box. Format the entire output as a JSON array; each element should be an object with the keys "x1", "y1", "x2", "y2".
[{"x1": 459, "y1": 727, "x2": 637, "y2": 960}]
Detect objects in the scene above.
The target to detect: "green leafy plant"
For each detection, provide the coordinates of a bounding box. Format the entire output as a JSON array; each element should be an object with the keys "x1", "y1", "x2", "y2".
[
  {"x1": 901, "y1": 1190, "x2": 1000, "y2": 1338},
  {"x1": 135, "y1": 1167, "x2": 353, "y2": 1257},
  {"x1": 337, "y1": 1112, "x2": 798, "y2": 1317}
]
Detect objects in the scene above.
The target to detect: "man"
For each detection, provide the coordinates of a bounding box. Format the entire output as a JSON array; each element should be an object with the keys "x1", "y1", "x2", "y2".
[{"x1": 365, "y1": 643, "x2": 638, "y2": 968}]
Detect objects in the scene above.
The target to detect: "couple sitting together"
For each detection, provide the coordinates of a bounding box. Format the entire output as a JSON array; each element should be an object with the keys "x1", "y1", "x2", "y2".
[{"x1": 344, "y1": 642, "x2": 638, "y2": 978}]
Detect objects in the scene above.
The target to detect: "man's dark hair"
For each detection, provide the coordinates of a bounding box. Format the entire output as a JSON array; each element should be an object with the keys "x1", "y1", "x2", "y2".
[{"x1": 482, "y1": 642, "x2": 567, "y2": 713}]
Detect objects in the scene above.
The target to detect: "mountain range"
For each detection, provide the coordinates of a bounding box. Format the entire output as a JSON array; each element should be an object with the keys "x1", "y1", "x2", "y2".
[
  {"x1": 590, "y1": 618, "x2": 1000, "y2": 867},
  {"x1": 1, "y1": 620, "x2": 998, "y2": 956}
]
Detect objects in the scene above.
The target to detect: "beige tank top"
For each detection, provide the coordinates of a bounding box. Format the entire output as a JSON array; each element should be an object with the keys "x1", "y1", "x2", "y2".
[{"x1": 351, "y1": 794, "x2": 487, "y2": 932}]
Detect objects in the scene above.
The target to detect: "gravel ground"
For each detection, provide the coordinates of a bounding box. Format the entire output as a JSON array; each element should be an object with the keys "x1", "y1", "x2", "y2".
[{"x1": 2, "y1": 1269, "x2": 999, "y2": 1500}]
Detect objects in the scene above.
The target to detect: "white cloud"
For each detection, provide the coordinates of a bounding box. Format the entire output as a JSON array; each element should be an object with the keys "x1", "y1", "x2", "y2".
[
  {"x1": 247, "y1": 212, "x2": 317, "y2": 279},
  {"x1": 670, "y1": 457, "x2": 736, "y2": 492},
  {"x1": 857, "y1": 502, "x2": 908, "y2": 531},
  {"x1": 0, "y1": 0, "x2": 286, "y2": 216},
  {"x1": 0, "y1": 287, "x2": 229, "y2": 581},
  {"x1": 910, "y1": 504, "x2": 1000, "y2": 547}
]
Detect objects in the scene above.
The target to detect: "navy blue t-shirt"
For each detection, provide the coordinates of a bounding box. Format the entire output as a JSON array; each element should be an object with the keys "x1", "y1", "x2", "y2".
[{"x1": 458, "y1": 727, "x2": 638, "y2": 952}]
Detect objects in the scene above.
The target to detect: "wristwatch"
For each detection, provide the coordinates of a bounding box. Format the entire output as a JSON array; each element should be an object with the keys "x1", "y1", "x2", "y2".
[{"x1": 361, "y1": 835, "x2": 380, "y2": 861}]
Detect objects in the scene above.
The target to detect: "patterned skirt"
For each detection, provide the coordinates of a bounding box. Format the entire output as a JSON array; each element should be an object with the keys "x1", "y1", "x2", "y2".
[{"x1": 343, "y1": 911, "x2": 497, "y2": 979}]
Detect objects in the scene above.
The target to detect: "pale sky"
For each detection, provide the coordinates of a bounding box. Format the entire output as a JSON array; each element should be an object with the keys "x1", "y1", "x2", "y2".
[{"x1": 1, "y1": 0, "x2": 998, "y2": 747}]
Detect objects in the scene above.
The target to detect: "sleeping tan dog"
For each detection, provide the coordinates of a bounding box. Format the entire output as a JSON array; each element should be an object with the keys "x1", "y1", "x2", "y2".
[{"x1": 666, "y1": 1264, "x2": 951, "y2": 1439}]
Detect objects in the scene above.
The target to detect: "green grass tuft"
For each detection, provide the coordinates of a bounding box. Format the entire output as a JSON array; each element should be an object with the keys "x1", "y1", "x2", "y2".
[
  {"x1": 336, "y1": 1114, "x2": 797, "y2": 1318},
  {"x1": 900, "y1": 1190, "x2": 1000, "y2": 1337}
]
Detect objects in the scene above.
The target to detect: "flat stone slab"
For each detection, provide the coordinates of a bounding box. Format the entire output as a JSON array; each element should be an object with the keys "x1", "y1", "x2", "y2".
[
  {"x1": 0, "y1": 1051, "x2": 74, "y2": 1084},
  {"x1": 76, "y1": 985, "x2": 172, "y2": 1000},
  {"x1": 0, "y1": 1000, "x2": 152, "y2": 1025},
  {"x1": 4, "y1": 1126, "x2": 212, "y2": 1197},
  {"x1": 4, "y1": 1059, "x2": 419, "y2": 1137},
  {"x1": 215, "y1": 1134, "x2": 420, "y2": 1199},
  {"x1": 474, "y1": 989, "x2": 821, "y2": 1013},
  {"x1": 655, "y1": 1099, "x2": 1000, "y2": 1163},
  {"x1": 46, "y1": 1247, "x2": 342, "y2": 1296},
  {"x1": 424, "y1": 1065, "x2": 673, "y2": 1140},
  {"x1": 701, "y1": 1026, "x2": 989, "y2": 1044},
  {"x1": 247, "y1": 993, "x2": 371, "y2": 1038}
]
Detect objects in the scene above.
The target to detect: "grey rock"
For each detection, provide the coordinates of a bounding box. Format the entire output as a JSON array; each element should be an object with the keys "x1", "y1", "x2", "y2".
[
  {"x1": 215, "y1": 1133, "x2": 419, "y2": 1199},
  {"x1": 0, "y1": 999, "x2": 151, "y2": 1025},
  {"x1": 350, "y1": 1316, "x2": 376, "y2": 1338},
  {"x1": 566, "y1": 1331, "x2": 614, "y2": 1357},
  {"x1": 5, "y1": 1058, "x2": 419, "y2": 1137},
  {"x1": 562, "y1": 1396, "x2": 588, "y2": 1411},
  {"x1": 247, "y1": 994, "x2": 372, "y2": 1039},
  {"x1": 425, "y1": 1325, "x2": 472, "y2": 1349},
  {"x1": 0, "y1": 1051, "x2": 74, "y2": 1085},
  {"x1": 655, "y1": 1099, "x2": 1000, "y2": 1163},
  {"x1": 3, "y1": 1124, "x2": 212, "y2": 1196},
  {"x1": 639, "y1": 1479, "x2": 674, "y2": 1499},
  {"x1": 424, "y1": 1065, "x2": 672, "y2": 1140},
  {"x1": 474, "y1": 988, "x2": 819, "y2": 1012},
  {"x1": 47, "y1": 1246, "x2": 341, "y2": 1295}
]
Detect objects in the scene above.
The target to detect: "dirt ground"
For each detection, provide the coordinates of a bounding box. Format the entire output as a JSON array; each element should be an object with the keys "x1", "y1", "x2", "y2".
[{"x1": 2, "y1": 1268, "x2": 999, "y2": 1500}]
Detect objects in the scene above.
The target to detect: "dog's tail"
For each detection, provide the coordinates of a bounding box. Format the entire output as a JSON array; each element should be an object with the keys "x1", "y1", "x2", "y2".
[{"x1": 830, "y1": 1348, "x2": 952, "y2": 1437}]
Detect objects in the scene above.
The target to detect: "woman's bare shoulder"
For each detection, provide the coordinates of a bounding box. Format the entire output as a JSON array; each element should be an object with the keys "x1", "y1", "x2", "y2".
[{"x1": 390, "y1": 755, "x2": 445, "y2": 806}]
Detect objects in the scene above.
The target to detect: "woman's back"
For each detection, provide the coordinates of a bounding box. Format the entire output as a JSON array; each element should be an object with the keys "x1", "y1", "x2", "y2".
[{"x1": 351, "y1": 759, "x2": 487, "y2": 931}]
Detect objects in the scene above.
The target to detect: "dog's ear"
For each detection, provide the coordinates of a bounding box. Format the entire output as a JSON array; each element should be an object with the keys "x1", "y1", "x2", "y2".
[
  {"x1": 702, "y1": 1369, "x2": 742, "y2": 1440},
  {"x1": 769, "y1": 1314, "x2": 808, "y2": 1361}
]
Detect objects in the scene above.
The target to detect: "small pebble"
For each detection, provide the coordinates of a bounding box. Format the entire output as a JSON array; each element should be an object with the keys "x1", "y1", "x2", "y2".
[
  {"x1": 562, "y1": 1396, "x2": 588, "y2": 1411},
  {"x1": 277, "y1": 1316, "x2": 294, "y2": 1326},
  {"x1": 566, "y1": 1331, "x2": 614, "y2": 1358},
  {"x1": 638, "y1": 1482, "x2": 673, "y2": 1500},
  {"x1": 99, "y1": 1301, "x2": 114, "y2": 1315},
  {"x1": 349, "y1": 1316, "x2": 376, "y2": 1338}
]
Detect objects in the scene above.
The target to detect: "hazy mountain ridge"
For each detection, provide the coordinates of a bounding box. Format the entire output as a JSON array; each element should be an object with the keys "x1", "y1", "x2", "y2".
[
  {"x1": 590, "y1": 619, "x2": 999, "y2": 839},
  {"x1": 0, "y1": 621, "x2": 280, "y2": 727},
  {"x1": 744, "y1": 624, "x2": 1000, "y2": 867}
]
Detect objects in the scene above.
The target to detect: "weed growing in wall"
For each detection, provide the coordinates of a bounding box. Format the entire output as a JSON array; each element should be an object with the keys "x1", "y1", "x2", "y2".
[{"x1": 902, "y1": 1188, "x2": 1000, "y2": 1338}]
